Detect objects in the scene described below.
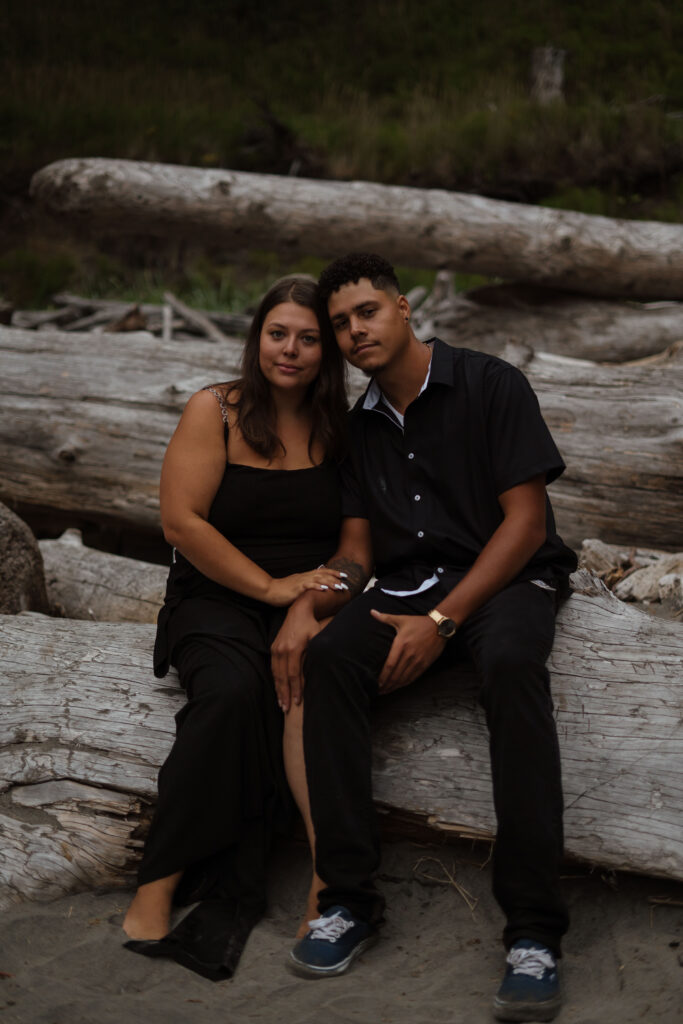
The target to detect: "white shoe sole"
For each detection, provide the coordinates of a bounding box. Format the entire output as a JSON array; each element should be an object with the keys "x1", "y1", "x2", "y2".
[
  {"x1": 492, "y1": 992, "x2": 562, "y2": 1021},
  {"x1": 288, "y1": 934, "x2": 378, "y2": 979}
]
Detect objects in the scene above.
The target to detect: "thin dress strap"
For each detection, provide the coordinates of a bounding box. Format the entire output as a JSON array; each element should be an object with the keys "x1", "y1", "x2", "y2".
[{"x1": 202, "y1": 384, "x2": 230, "y2": 429}]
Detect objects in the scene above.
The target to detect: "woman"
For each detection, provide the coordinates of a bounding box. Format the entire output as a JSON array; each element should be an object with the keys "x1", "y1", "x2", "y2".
[{"x1": 122, "y1": 275, "x2": 348, "y2": 979}]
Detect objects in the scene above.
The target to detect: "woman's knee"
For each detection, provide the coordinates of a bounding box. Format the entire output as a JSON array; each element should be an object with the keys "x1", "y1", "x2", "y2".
[{"x1": 183, "y1": 662, "x2": 261, "y2": 720}]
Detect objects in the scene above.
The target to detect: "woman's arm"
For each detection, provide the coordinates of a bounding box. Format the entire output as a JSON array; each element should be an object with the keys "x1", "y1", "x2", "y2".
[
  {"x1": 271, "y1": 516, "x2": 374, "y2": 709},
  {"x1": 160, "y1": 390, "x2": 343, "y2": 605}
]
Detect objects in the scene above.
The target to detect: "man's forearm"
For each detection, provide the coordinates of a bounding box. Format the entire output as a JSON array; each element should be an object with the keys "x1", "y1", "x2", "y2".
[
  {"x1": 436, "y1": 514, "x2": 546, "y2": 628},
  {"x1": 291, "y1": 553, "x2": 370, "y2": 621}
]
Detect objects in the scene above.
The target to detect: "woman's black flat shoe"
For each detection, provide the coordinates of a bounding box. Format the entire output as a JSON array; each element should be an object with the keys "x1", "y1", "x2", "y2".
[
  {"x1": 121, "y1": 898, "x2": 264, "y2": 982},
  {"x1": 123, "y1": 938, "x2": 173, "y2": 958}
]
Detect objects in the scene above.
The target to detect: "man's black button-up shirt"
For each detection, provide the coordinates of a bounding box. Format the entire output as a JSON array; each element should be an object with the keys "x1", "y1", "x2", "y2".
[{"x1": 340, "y1": 338, "x2": 577, "y2": 594}]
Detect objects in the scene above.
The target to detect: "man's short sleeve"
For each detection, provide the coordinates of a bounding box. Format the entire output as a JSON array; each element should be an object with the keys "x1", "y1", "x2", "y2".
[
  {"x1": 485, "y1": 363, "x2": 566, "y2": 495},
  {"x1": 339, "y1": 454, "x2": 368, "y2": 518}
]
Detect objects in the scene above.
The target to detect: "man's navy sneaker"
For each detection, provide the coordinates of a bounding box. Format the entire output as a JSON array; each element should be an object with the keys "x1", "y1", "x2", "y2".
[
  {"x1": 289, "y1": 906, "x2": 377, "y2": 978},
  {"x1": 493, "y1": 938, "x2": 562, "y2": 1021}
]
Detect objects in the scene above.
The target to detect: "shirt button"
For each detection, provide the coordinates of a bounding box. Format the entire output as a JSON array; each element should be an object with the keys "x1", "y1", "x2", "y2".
[
  {"x1": 408, "y1": 452, "x2": 415, "y2": 460},
  {"x1": 437, "y1": 567, "x2": 444, "y2": 574},
  {"x1": 417, "y1": 531, "x2": 424, "y2": 538},
  {"x1": 414, "y1": 494, "x2": 421, "y2": 501}
]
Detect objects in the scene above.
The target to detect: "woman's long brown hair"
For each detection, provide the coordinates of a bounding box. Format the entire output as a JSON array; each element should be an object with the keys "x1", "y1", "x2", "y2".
[{"x1": 229, "y1": 275, "x2": 348, "y2": 461}]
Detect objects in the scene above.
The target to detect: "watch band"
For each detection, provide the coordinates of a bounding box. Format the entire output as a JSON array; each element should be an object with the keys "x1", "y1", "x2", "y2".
[{"x1": 427, "y1": 608, "x2": 457, "y2": 638}]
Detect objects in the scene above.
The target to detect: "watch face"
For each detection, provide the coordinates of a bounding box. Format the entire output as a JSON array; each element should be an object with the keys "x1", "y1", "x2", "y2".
[{"x1": 437, "y1": 617, "x2": 457, "y2": 638}]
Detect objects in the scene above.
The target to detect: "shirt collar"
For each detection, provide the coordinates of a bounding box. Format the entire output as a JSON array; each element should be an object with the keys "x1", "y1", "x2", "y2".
[
  {"x1": 362, "y1": 339, "x2": 444, "y2": 414},
  {"x1": 427, "y1": 337, "x2": 455, "y2": 386}
]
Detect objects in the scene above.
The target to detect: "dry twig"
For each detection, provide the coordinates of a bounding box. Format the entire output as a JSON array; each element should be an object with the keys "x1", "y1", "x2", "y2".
[{"x1": 412, "y1": 856, "x2": 478, "y2": 914}]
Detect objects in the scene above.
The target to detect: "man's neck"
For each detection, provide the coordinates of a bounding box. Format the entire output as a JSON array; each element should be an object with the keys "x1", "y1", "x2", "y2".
[{"x1": 374, "y1": 338, "x2": 432, "y2": 414}]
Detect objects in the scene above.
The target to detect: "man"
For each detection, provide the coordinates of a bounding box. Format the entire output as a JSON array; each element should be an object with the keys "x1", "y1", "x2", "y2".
[{"x1": 271, "y1": 253, "x2": 577, "y2": 1021}]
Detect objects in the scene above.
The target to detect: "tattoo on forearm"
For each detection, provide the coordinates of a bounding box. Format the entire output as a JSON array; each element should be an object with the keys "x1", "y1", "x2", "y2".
[{"x1": 326, "y1": 557, "x2": 368, "y2": 597}]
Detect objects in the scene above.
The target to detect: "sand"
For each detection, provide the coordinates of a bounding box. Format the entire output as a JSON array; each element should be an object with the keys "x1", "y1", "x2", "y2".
[{"x1": 1, "y1": 837, "x2": 681, "y2": 1024}]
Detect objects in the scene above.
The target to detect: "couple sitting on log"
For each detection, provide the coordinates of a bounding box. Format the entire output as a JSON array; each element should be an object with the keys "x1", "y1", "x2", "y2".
[{"x1": 122, "y1": 252, "x2": 577, "y2": 1023}]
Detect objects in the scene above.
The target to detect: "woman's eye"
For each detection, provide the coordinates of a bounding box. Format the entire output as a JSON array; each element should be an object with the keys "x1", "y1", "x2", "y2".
[
  {"x1": 302, "y1": 334, "x2": 319, "y2": 345},
  {"x1": 270, "y1": 329, "x2": 284, "y2": 339}
]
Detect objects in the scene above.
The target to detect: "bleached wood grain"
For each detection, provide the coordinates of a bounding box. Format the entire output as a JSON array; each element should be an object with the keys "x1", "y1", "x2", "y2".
[
  {"x1": 1, "y1": 571, "x2": 681, "y2": 910},
  {"x1": 1, "y1": 326, "x2": 681, "y2": 548},
  {"x1": 31, "y1": 158, "x2": 683, "y2": 300},
  {"x1": 413, "y1": 279, "x2": 683, "y2": 363},
  {"x1": 39, "y1": 529, "x2": 166, "y2": 622}
]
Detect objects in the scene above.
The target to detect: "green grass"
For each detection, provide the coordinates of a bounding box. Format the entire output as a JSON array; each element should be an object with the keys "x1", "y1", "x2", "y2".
[
  {"x1": 4, "y1": 0, "x2": 683, "y2": 192},
  {"x1": 0, "y1": 236, "x2": 439, "y2": 312}
]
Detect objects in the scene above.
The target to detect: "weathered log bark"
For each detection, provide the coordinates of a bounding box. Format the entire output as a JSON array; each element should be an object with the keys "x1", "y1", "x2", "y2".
[
  {"x1": 0, "y1": 502, "x2": 49, "y2": 614},
  {"x1": 579, "y1": 538, "x2": 683, "y2": 610},
  {"x1": 503, "y1": 340, "x2": 683, "y2": 550},
  {"x1": 39, "y1": 529, "x2": 167, "y2": 622},
  {"x1": 11, "y1": 294, "x2": 251, "y2": 337},
  {"x1": 530, "y1": 47, "x2": 565, "y2": 104},
  {"x1": 0, "y1": 570, "x2": 681, "y2": 909},
  {"x1": 31, "y1": 158, "x2": 683, "y2": 300},
  {"x1": 162, "y1": 291, "x2": 231, "y2": 345},
  {"x1": 0, "y1": 323, "x2": 351, "y2": 535},
  {"x1": 413, "y1": 277, "x2": 683, "y2": 363},
  {"x1": 0, "y1": 324, "x2": 241, "y2": 533},
  {"x1": 2, "y1": 324, "x2": 682, "y2": 548}
]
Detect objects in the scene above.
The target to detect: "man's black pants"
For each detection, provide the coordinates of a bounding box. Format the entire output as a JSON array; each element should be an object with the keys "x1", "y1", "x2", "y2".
[{"x1": 302, "y1": 579, "x2": 569, "y2": 955}]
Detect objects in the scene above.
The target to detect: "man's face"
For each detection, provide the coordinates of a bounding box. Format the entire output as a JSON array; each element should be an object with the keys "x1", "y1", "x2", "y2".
[{"x1": 327, "y1": 278, "x2": 410, "y2": 375}]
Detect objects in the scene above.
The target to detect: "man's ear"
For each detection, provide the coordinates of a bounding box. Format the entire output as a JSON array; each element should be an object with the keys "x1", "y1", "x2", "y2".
[{"x1": 397, "y1": 294, "x2": 411, "y2": 321}]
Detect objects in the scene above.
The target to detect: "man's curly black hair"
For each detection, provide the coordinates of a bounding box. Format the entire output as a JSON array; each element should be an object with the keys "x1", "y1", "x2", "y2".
[{"x1": 317, "y1": 253, "x2": 401, "y2": 306}]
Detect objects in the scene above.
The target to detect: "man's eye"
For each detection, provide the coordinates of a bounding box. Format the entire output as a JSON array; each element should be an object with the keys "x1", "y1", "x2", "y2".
[
  {"x1": 333, "y1": 320, "x2": 347, "y2": 332},
  {"x1": 361, "y1": 307, "x2": 375, "y2": 318}
]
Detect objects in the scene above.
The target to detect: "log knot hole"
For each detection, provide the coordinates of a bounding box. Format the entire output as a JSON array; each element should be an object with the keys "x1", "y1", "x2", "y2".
[{"x1": 55, "y1": 436, "x2": 85, "y2": 463}]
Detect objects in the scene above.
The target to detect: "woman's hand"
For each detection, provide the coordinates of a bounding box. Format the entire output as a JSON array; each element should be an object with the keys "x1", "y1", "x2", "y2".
[
  {"x1": 265, "y1": 567, "x2": 348, "y2": 607},
  {"x1": 271, "y1": 600, "x2": 327, "y2": 711}
]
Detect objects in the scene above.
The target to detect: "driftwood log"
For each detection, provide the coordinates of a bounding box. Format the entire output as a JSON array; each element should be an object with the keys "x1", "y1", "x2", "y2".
[
  {"x1": 502, "y1": 340, "x2": 683, "y2": 550},
  {"x1": 414, "y1": 277, "x2": 683, "y2": 363},
  {"x1": 12, "y1": 294, "x2": 251, "y2": 339},
  {"x1": 579, "y1": 538, "x2": 683, "y2": 611},
  {"x1": 31, "y1": 158, "x2": 683, "y2": 301},
  {"x1": 0, "y1": 324, "x2": 239, "y2": 533},
  {"x1": 2, "y1": 324, "x2": 682, "y2": 549},
  {"x1": 14, "y1": 283, "x2": 683, "y2": 364},
  {"x1": 0, "y1": 571, "x2": 681, "y2": 911},
  {"x1": 39, "y1": 529, "x2": 167, "y2": 622},
  {"x1": 0, "y1": 502, "x2": 49, "y2": 615}
]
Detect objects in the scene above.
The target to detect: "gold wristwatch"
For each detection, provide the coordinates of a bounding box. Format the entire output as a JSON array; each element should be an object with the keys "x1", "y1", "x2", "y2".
[{"x1": 427, "y1": 608, "x2": 457, "y2": 639}]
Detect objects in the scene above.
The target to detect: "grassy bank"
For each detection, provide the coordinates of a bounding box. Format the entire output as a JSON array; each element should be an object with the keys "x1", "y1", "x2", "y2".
[{"x1": 2, "y1": 0, "x2": 682, "y2": 306}]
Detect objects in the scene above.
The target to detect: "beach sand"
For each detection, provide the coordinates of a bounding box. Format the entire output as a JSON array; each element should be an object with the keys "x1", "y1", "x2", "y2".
[{"x1": 1, "y1": 836, "x2": 681, "y2": 1024}]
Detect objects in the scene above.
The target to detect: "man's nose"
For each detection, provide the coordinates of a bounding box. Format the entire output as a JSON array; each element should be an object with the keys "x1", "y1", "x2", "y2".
[{"x1": 349, "y1": 316, "x2": 366, "y2": 336}]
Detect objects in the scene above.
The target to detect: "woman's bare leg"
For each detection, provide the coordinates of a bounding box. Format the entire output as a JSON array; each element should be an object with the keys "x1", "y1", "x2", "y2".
[
  {"x1": 122, "y1": 871, "x2": 183, "y2": 940},
  {"x1": 283, "y1": 700, "x2": 324, "y2": 937}
]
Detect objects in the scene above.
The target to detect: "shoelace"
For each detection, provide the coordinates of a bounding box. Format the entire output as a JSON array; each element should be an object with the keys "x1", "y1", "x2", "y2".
[
  {"x1": 307, "y1": 913, "x2": 355, "y2": 944},
  {"x1": 507, "y1": 947, "x2": 556, "y2": 980}
]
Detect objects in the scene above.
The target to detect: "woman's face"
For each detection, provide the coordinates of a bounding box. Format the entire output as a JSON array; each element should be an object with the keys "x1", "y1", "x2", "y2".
[{"x1": 258, "y1": 302, "x2": 323, "y2": 392}]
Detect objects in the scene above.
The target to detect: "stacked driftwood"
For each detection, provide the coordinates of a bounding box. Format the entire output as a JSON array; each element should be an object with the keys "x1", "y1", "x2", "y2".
[
  {"x1": 0, "y1": 160, "x2": 682, "y2": 911},
  {"x1": 12, "y1": 292, "x2": 250, "y2": 344}
]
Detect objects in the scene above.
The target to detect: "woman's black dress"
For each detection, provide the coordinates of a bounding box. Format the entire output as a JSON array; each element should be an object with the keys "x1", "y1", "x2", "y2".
[{"x1": 135, "y1": 386, "x2": 341, "y2": 977}]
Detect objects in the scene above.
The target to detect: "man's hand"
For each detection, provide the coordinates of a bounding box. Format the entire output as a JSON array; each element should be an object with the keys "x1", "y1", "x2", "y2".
[
  {"x1": 371, "y1": 610, "x2": 446, "y2": 693},
  {"x1": 271, "y1": 601, "x2": 323, "y2": 712}
]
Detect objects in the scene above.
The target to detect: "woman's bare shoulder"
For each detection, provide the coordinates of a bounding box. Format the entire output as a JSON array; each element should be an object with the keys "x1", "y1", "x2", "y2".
[{"x1": 196, "y1": 381, "x2": 241, "y2": 427}]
